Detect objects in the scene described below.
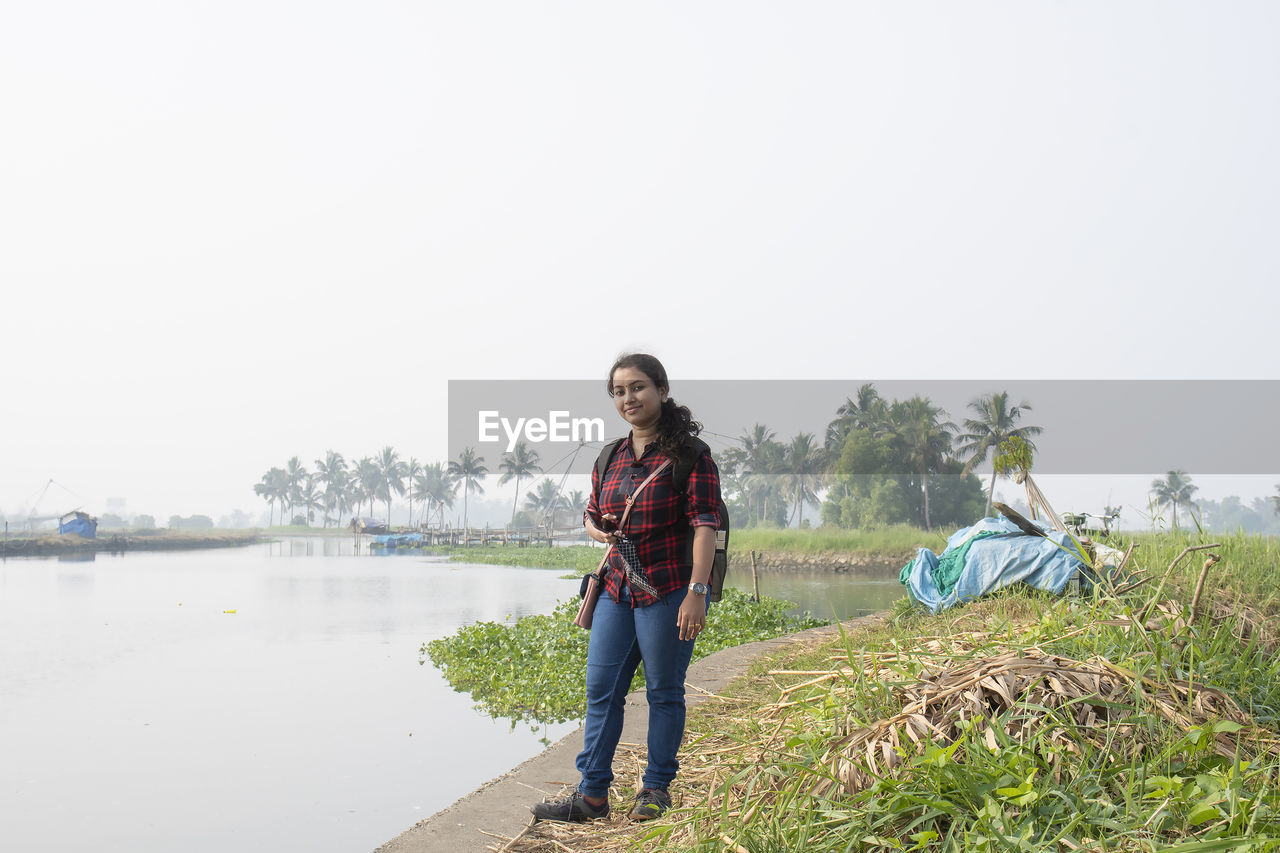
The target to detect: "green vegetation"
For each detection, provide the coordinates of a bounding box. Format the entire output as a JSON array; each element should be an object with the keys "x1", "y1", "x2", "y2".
[
  {"x1": 732, "y1": 525, "x2": 943, "y2": 556},
  {"x1": 431, "y1": 544, "x2": 604, "y2": 571},
  {"x1": 508, "y1": 531, "x2": 1280, "y2": 851},
  {"x1": 422, "y1": 589, "x2": 828, "y2": 727}
]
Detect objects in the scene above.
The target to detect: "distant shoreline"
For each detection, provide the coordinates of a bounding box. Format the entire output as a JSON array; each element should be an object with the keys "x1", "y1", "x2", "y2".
[{"x1": 0, "y1": 529, "x2": 264, "y2": 557}]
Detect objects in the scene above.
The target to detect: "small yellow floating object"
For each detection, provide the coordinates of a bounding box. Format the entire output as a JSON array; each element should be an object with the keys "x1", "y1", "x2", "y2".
[{"x1": 223, "y1": 609, "x2": 237, "y2": 614}]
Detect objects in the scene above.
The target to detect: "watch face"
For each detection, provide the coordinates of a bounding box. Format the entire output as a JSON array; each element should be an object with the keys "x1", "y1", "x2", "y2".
[{"x1": 690, "y1": 582, "x2": 709, "y2": 595}]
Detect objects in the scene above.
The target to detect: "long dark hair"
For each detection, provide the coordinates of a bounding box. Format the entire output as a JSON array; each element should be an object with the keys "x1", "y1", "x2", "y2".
[{"x1": 607, "y1": 353, "x2": 702, "y2": 460}]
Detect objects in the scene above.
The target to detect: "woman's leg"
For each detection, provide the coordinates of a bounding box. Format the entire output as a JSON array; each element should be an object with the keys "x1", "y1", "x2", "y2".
[
  {"x1": 632, "y1": 587, "x2": 699, "y2": 791},
  {"x1": 575, "y1": 589, "x2": 642, "y2": 798}
]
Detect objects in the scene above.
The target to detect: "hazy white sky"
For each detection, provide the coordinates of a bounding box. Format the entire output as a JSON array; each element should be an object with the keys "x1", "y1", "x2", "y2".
[{"x1": 2, "y1": 1, "x2": 1277, "y2": 523}]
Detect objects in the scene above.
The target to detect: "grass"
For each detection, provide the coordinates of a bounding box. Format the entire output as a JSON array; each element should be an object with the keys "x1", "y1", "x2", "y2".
[
  {"x1": 732, "y1": 525, "x2": 943, "y2": 556},
  {"x1": 505, "y1": 530, "x2": 1280, "y2": 852},
  {"x1": 426, "y1": 544, "x2": 605, "y2": 571}
]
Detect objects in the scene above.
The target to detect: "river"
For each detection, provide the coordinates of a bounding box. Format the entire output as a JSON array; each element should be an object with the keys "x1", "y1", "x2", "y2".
[{"x1": 0, "y1": 537, "x2": 904, "y2": 852}]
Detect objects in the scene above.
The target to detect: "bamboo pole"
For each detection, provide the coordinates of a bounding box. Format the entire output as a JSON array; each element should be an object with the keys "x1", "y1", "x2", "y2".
[{"x1": 750, "y1": 549, "x2": 761, "y2": 601}]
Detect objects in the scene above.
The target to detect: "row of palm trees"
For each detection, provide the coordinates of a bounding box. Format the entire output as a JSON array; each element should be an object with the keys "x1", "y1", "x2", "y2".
[
  {"x1": 251, "y1": 388, "x2": 1045, "y2": 532},
  {"x1": 254, "y1": 447, "x2": 460, "y2": 529},
  {"x1": 253, "y1": 444, "x2": 585, "y2": 530}
]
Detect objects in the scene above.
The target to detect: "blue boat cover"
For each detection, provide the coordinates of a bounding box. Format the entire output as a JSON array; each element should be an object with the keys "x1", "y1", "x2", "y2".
[
  {"x1": 371, "y1": 533, "x2": 426, "y2": 547},
  {"x1": 899, "y1": 516, "x2": 1085, "y2": 613}
]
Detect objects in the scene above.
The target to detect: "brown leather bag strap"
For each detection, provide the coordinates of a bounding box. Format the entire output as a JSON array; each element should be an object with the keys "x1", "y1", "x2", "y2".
[{"x1": 618, "y1": 459, "x2": 671, "y2": 531}]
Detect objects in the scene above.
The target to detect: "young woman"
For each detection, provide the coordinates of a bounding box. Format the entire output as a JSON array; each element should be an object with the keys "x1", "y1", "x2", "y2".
[{"x1": 532, "y1": 353, "x2": 722, "y2": 823}]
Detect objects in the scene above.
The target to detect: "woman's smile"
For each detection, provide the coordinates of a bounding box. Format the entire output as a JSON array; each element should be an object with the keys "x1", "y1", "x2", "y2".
[{"x1": 611, "y1": 366, "x2": 665, "y2": 429}]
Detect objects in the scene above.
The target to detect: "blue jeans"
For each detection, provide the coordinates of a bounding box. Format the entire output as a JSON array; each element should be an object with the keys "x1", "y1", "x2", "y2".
[{"x1": 576, "y1": 586, "x2": 701, "y2": 797}]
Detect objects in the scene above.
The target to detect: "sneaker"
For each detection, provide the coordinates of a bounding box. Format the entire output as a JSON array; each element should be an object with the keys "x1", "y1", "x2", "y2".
[
  {"x1": 531, "y1": 790, "x2": 610, "y2": 822},
  {"x1": 628, "y1": 787, "x2": 672, "y2": 821}
]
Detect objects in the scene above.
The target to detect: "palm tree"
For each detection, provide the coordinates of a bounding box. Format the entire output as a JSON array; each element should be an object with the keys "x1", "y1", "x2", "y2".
[
  {"x1": 826, "y1": 383, "x2": 885, "y2": 452},
  {"x1": 283, "y1": 456, "x2": 309, "y2": 525},
  {"x1": 295, "y1": 476, "x2": 324, "y2": 527},
  {"x1": 891, "y1": 397, "x2": 956, "y2": 530},
  {"x1": 404, "y1": 457, "x2": 423, "y2": 527},
  {"x1": 447, "y1": 447, "x2": 488, "y2": 530},
  {"x1": 376, "y1": 446, "x2": 407, "y2": 527},
  {"x1": 956, "y1": 392, "x2": 1043, "y2": 516},
  {"x1": 1150, "y1": 470, "x2": 1199, "y2": 531},
  {"x1": 737, "y1": 424, "x2": 781, "y2": 526},
  {"x1": 313, "y1": 451, "x2": 348, "y2": 527},
  {"x1": 355, "y1": 457, "x2": 381, "y2": 520},
  {"x1": 567, "y1": 489, "x2": 587, "y2": 519},
  {"x1": 254, "y1": 467, "x2": 288, "y2": 527},
  {"x1": 523, "y1": 478, "x2": 567, "y2": 528},
  {"x1": 783, "y1": 432, "x2": 825, "y2": 527},
  {"x1": 415, "y1": 463, "x2": 455, "y2": 529},
  {"x1": 498, "y1": 441, "x2": 543, "y2": 523}
]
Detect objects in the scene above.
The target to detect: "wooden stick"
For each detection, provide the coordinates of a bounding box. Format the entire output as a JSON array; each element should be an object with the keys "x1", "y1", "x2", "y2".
[
  {"x1": 1139, "y1": 543, "x2": 1221, "y2": 621},
  {"x1": 1189, "y1": 554, "x2": 1221, "y2": 619}
]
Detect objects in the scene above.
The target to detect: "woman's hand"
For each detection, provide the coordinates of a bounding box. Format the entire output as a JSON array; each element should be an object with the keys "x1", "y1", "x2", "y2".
[
  {"x1": 589, "y1": 513, "x2": 621, "y2": 545},
  {"x1": 677, "y1": 591, "x2": 707, "y2": 641}
]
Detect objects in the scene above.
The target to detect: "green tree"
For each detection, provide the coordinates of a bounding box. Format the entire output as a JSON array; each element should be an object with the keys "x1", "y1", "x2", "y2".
[
  {"x1": 404, "y1": 457, "x2": 423, "y2": 527},
  {"x1": 254, "y1": 467, "x2": 288, "y2": 527},
  {"x1": 447, "y1": 447, "x2": 488, "y2": 530},
  {"x1": 355, "y1": 456, "x2": 381, "y2": 520},
  {"x1": 523, "y1": 478, "x2": 567, "y2": 528},
  {"x1": 825, "y1": 383, "x2": 886, "y2": 452},
  {"x1": 498, "y1": 441, "x2": 543, "y2": 523},
  {"x1": 376, "y1": 446, "x2": 407, "y2": 527},
  {"x1": 295, "y1": 476, "x2": 324, "y2": 527},
  {"x1": 283, "y1": 456, "x2": 308, "y2": 526},
  {"x1": 733, "y1": 424, "x2": 787, "y2": 527},
  {"x1": 1150, "y1": 469, "x2": 1199, "y2": 531},
  {"x1": 956, "y1": 392, "x2": 1043, "y2": 517},
  {"x1": 416, "y1": 463, "x2": 457, "y2": 528},
  {"x1": 891, "y1": 396, "x2": 956, "y2": 531},
  {"x1": 313, "y1": 450, "x2": 348, "y2": 527},
  {"x1": 783, "y1": 432, "x2": 825, "y2": 527}
]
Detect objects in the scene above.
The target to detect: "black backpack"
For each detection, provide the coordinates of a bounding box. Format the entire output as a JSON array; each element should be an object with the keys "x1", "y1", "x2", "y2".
[{"x1": 593, "y1": 435, "x2": 730, "y2": 602}]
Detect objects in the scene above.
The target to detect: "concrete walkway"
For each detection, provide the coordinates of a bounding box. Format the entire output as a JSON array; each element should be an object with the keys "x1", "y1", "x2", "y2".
[{"x1": 374, "y1": 614, "x2": 884, "y2": 853}]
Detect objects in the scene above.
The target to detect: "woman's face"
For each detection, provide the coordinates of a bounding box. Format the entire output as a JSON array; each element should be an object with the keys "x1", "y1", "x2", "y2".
[{"x1": 610, "y1": 366, "x2": 667, "y2": 431}]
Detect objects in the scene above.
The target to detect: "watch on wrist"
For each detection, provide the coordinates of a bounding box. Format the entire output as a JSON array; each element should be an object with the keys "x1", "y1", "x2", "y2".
[{"x1": 688, "y1": 581, "x2": 710, "y2": 596}]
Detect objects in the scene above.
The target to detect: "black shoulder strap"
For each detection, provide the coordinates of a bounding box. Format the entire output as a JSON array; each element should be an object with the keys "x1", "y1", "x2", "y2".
[
  {"x1": 672, "y1": 435, "x2": 710, "y2": 493},
  {"x1": 593, "y1": 438, "x2": 626, "y2": 496},
  {"x1": 596, "y1": 435, "x2": 708, "y2": 494}
]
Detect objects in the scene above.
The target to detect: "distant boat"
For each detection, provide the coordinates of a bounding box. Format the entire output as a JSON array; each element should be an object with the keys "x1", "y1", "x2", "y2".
[
  {"x1": 59, "y1": 511, "x2": 98, "y2": 538},
  {"x1": 350, "y1": 517, "x2": 389, "y2": 534}
]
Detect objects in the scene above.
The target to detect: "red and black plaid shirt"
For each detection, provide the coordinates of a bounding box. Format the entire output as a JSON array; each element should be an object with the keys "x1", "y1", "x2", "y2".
[{"x1": 584, "y1": 435, "x2": 722, "y2": 608}]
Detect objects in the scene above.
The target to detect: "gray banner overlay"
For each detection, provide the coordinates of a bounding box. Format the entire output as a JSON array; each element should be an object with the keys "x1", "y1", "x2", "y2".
[{"x1": 448, "y1": 380, "x2": 1279, "y2": 476}]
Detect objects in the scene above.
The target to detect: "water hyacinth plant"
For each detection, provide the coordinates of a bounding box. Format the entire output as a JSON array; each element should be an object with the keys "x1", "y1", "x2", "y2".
[{"x1": 422, "y1": 588, "x2": 828, "y2": 727}]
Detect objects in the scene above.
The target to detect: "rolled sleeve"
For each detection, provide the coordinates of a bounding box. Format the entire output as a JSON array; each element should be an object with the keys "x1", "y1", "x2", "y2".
[{"x1": 685, "y1": 451, "x2": 722, "y2": 528}]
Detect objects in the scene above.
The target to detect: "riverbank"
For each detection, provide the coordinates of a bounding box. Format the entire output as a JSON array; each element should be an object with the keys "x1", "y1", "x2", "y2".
[
  {"x1": 0, "y1": 529, "x2": 263, "y2": 557},
  {"x1": 427, "y1": 542, "x2": 918, "y2": 573},
  {"x1": 400, "y1": 531, "x2": 1280, "y2": 851}
]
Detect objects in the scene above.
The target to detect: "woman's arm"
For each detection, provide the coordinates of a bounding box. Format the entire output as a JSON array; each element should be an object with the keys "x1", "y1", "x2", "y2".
[{"x1": 677, "y1": 525, "x2": 715, "y2": 640}]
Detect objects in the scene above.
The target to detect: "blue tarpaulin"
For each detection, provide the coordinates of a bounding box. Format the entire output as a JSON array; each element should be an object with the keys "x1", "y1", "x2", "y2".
[
  {"x1": 58, "y1": 512, "x2": 98, "y2": 538},
  {"x1": 899, "y1": 516, "x2": 1085, "y2": 613}
]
